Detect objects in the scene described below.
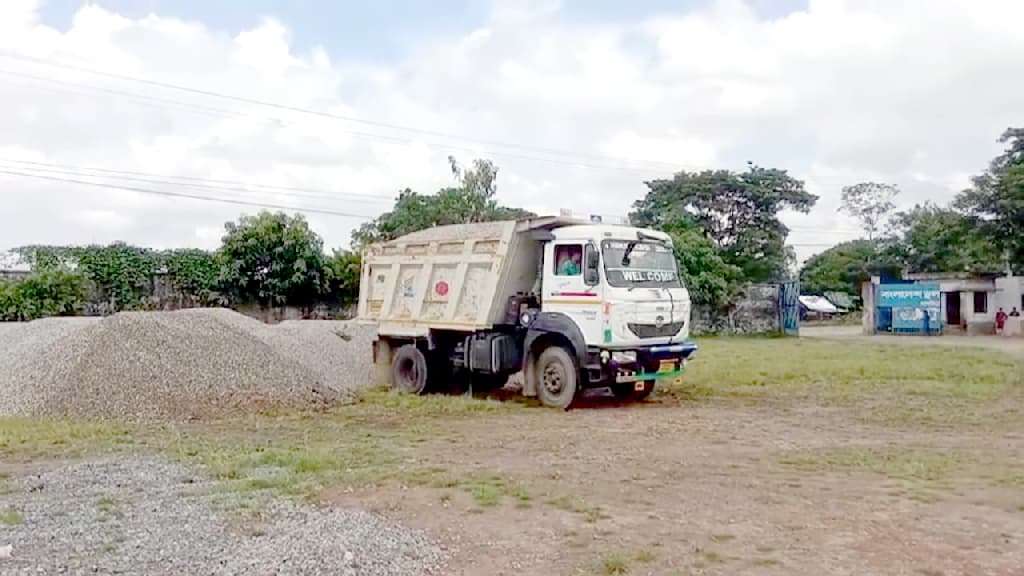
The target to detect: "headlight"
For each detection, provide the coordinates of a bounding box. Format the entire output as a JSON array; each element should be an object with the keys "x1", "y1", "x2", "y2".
[{"x1": 612, "y1": 350, "x2": 637, "y2": 363}]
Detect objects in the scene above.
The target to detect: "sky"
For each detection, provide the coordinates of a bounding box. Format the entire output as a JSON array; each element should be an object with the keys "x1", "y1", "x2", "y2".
[{"x1": 1, "y1": 0, "x2": 1023, "y2": 265}]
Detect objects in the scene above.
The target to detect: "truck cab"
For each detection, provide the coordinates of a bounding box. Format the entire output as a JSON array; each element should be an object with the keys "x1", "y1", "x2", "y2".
[
  {"x1": 523, "y1": 224, "x2": 697, "y2": 405},
  {"x1": 359, "y1": 217, "x2": 698, "y2": 409}
]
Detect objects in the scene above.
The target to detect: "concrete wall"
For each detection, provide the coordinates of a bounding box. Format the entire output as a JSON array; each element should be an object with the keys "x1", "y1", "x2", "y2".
[
  {"x1": 691, "y1": 284, "x2": 784, "y2": 335},
  {"x1": 995, "y1": 276, "x2": 1024, "y2": 313}
]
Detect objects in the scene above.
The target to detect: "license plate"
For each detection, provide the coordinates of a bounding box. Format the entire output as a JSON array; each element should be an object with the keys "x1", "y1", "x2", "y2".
[{"x1": 658, "y1": 360, "x2": 676, "y2": 373}]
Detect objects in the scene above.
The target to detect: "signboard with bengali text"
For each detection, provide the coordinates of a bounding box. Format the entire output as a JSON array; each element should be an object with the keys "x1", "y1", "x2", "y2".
[{"x1": 877, "y1": 283, "x2": 941, "y2": 332}]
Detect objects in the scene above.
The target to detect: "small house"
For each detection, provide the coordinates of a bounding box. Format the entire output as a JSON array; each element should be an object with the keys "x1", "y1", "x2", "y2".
[{"x1": 862, "y1": 273, "x2": 1024, "y2": 336}]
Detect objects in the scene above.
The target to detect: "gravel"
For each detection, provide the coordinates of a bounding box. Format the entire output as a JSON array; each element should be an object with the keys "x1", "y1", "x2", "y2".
[
  {"x1": 0, "y1": 309, "x2": 378, "y2": 420},
  {"x1": 0, "y1": 458, "x2": 445, "y2": 575}
]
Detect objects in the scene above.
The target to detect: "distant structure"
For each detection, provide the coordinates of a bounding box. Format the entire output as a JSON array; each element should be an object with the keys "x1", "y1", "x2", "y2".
[{"x1": 862, "y1": 273, "x2": 1024, "y2": 337}]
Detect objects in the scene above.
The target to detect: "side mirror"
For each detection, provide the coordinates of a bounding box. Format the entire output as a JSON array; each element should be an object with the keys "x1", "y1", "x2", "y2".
[{"x1": 584, "y1": 243, "x2": 600, "y2": 286}]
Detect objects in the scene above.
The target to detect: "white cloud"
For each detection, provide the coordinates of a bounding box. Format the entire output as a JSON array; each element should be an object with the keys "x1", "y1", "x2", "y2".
[{"x1": 1, "y1": 0, "x2": 1023, "y2": 265}]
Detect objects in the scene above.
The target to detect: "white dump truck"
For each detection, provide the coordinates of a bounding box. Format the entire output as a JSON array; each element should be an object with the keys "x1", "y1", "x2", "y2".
[{"x1": 357, "y1": 216, "x2": 698, "y2": 408}]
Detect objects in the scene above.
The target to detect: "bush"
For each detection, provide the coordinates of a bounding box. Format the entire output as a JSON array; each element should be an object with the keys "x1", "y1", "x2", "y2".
[{"x1": 0, "y1": 269, "x2": 89, "y2": 321}]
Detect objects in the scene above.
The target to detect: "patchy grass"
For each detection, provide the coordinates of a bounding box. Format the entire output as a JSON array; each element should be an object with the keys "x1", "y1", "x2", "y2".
[
  {"x1": 0, "y1": 418, "x2": 139, "y2": 459},
  {"x1": 678, "y1": 339, "x2": 1019, "y2": 399},
  {"x1": 601, "y1": 553, "x2": 630, "y2": 575},
  {"x1": 579, "y1": 549, "x2": 656, "y2": 574},
  {"x1": 664, "y1": 338, "x2": 1022, "y2": 427},
  {"x1": 96, "y1": 496, "x2": 119, "y2": 514},
  {"x1": 0, "y1": 508, "x2": 23, "y2": 526},
  {"x1": 546, "y1": 495, "x2": 610, "y2": 523},
  {"x1": 353, "y1": 387, "x2": 521, "y2": 419},
  {"x1": 778, "y1": 447, "x2": 959, "y2": 482}
]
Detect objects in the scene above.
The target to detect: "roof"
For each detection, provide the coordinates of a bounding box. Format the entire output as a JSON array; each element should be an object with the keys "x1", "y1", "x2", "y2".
[
  {"x1": 799, "y1": 295, "x2": 839, "y2": 314},
  {"x1": 381, "y1": 216, "x2": 669, "y2": 246},
  {"x1": 823, "y1": 291, "x2": 854, "y2": 309},
  {"x1": 551, "y1": 224, "x2": 671, "y2": 243},
  {"x1": 906, "y1": 272, "x2": 1001, "y2": 281}
]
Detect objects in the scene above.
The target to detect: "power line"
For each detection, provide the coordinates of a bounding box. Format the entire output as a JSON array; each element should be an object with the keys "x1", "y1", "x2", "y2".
[
  {"x1": 0, "y1": 157, "x2": 866, "y2": 238},
  {"x1": 0, "y1": 158, "x2": 394, "y2": 204},
  {"x1": 0, "y1": 169, "x2": 375, "y2": 219},
  {"x1": 0, "y1": 68, "x2": 684, "y2": 175},
  {"x1": 1, "y1": 169, "x2": 853, "y2": 250},
  {"x1": 0, "y1": 51, "x2": 687, "y2": 172}
]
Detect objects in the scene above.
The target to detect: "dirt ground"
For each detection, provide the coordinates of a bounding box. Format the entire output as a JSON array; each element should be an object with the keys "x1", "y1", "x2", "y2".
[
  {"x1": 3, "y1": 336, "x2": 1022, "y2": 576},
  {"x1": 802, "y1": 324, "x2": 1024, "y2": 357},
  {"x1": 324, "y1": 399, "x2": 1023, "y2": 576}
]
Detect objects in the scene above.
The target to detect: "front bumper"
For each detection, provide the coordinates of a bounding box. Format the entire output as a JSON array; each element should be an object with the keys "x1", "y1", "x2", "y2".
[{"x1": 584, "y1": 342, "x2": 699, "y2": 386}]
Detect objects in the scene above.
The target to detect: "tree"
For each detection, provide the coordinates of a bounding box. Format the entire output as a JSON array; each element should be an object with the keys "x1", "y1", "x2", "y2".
[
  {"x1": 888, "y1": 203, "x2": 1003, "y2": 274},
  {"x1": 670, "y1": 227, "x2": 743, "y2": 308},
  {"x1": 955, "y1": 128, "x2": 1024, "y2": 271},
  {"x1": 0, "y1": 268, "x2": 88, "y2": 321},
  {"x1": 838, "y1": 182, "x2": 899, "y2": 240},
  {"x1": 352, "y1": 158, "x2": 533, "y2": 246},
  {"x1": 631, "y1": 163, "x2": 817, "y2": 284},
  {"x1": 800, "y1": 239, "x2": 902, "y2": 296},
  {"x1": 325, "y1": 249, "x2": 361, "y2": 305},
  {"x1": 218, "y1": 211, "x2": 328, "y2": 308}
]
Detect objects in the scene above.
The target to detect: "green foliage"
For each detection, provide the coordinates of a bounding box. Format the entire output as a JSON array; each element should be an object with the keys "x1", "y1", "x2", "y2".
[
  {"x1": 218, "y1": 211, "x2": 328, "y2": 307},
  {"x1": 888, "y1": 203, "x2": 1003, "y2": 274},
  {"x1": 0, "y1": 268, "x2": 88, "y2": 321},
  {"x1": 839, "y1": 182, "x2": 899, "y2": 240},
  {"x1": 164, "y1": 249, "x2": 222, "y2": 305},
  {"x1": 16, "y1": 243, "x2": 159, "y2": 310},
  {"x1": 352, "y1": 157, "x2": 533, "y2": 246},
  {"x1": 955, "y1": 128, "x2": 1024, "y2": 271},
  {"x1": 800, "y1": 239, "x2": 902, "y2": 295},
  {"x1": 631, "y1": 163, "x2": 816, "y2": 285},
  {"x1": 325, "y1": 249, "x2": 361, "y2": 305},
  {"x1": 670, "y1": 227, "x2": 743, "y2": 308}
]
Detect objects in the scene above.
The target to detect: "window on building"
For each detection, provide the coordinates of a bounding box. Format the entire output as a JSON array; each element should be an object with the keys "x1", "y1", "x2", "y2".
[
  {"x1": 553, "y1": 244, "x2": 582, "y2": 276},
  {"x1": 973, "y1": 291, "x2": 988, "y2": 314}
]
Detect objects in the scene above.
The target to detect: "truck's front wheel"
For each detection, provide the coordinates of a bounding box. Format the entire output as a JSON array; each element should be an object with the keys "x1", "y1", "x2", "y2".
[
  {"x1": 392, "y1": 344, "x2": 428, "y2": 395},
  {"x1": 536, "y1": 346, "x2": 578, "y2": 409}
]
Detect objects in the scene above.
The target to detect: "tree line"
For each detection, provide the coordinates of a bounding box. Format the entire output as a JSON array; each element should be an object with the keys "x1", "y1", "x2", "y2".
[
  {"x1": 4, "y1": 127, "x2": 1020, "y2": 320},
  {"x1": 801, "y1": 127, "x2": 1023, "y2": 297}
]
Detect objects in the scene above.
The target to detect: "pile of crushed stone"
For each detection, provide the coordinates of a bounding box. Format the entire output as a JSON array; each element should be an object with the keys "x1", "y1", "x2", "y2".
[
  {"x1": 0, "y1": 309, "x2": 377, "y2": 420},
  {"x1": 0, "y1": 458, "x2": 445, "y2": 576}
]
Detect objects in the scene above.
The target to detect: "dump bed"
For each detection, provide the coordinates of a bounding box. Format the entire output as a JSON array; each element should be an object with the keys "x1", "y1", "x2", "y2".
[{"x1": 357, "y1": 217, "x2": 574, "y2": 337}]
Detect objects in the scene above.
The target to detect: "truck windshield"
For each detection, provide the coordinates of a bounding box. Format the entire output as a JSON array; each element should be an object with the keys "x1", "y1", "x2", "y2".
[{"x1": 601, "y1": 240, "x2": 682, "y2": 288}]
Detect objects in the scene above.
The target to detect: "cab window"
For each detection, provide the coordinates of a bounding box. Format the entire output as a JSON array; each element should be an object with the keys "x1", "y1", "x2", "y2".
[{"x1": 553, "y1": 244, "x2": 582, "y2": 276}]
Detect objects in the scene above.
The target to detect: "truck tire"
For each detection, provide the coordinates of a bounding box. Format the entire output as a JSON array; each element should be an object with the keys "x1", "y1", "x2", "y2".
[
  {"x1": 611, "y1": 380, "x2": 655, "y2": 401},
  {"x1": 392, "y1": 344, "x2": 428, "y2": 395},
  {"x1": 535, "y1": 346, "x2": 578, "y2": 409}
]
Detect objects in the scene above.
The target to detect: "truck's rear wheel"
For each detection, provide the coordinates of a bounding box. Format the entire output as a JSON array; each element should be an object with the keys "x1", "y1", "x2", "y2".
[
  {"x1": 611, "y1": 380, "x2": 655, "y2": 401},
  {"x1": 392, "y1": 344, "x2": 428, "y2": 395},
  {"x1": 536, "y1": 346, "x2": 578, "y2": 409}
]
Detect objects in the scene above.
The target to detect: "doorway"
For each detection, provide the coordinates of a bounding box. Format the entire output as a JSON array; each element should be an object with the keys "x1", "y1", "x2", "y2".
[{"x1": 945, "y1": 292, "x2": 961, "y2": 327}]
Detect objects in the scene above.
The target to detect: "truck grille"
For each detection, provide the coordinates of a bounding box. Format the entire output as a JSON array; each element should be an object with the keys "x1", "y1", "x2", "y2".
[{"x1": 627, "y1": 321, "x2": 684, "y2": 338}]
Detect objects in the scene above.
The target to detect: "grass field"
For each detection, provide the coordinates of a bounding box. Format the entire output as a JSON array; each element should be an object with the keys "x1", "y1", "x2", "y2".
[{"x1": 2, "y1": 336, "x2": 1022, "y2": 575}]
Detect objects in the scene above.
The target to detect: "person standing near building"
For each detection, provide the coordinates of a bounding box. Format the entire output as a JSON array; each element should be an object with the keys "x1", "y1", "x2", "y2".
[
  {"x1": 996, "y1": 307, "x2": 1008, "y2": 333},
  {"x1": 1011, "y1": 307, "x2": 1021, "y2": 317}
]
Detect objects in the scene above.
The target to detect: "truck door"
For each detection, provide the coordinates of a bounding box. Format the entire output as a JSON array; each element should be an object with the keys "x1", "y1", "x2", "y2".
[{"x1": 543, "y1": 242, "x2": 603, "y2": 345}]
